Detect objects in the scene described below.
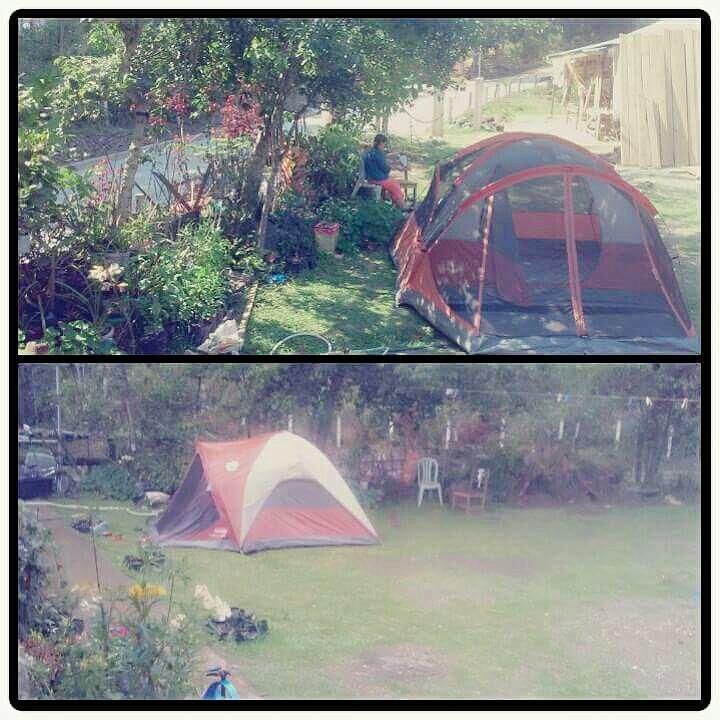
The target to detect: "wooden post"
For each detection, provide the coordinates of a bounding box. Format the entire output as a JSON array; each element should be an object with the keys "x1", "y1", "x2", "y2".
[
  {"x1": 473, "y1": 77, "x2": 484, "y2": 130},
  {"x1": 432, "y1": 92, "x2": 444, "y2": 138},
  {"x1": 561, "y1": 84, "x2": 571, "y2": 124},
  {"x1": 575, "y1": 86, "x2": 584, "y2": 129}
]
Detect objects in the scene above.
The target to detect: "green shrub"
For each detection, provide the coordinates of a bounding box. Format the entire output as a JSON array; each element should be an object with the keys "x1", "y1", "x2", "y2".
[
  {"x1": 304, "y1": 125, "x2": 361, "y2": 200},
  {"x1": 18, "y1": 503, "x2": 72, "y2": 642},
  {"x1": 18, "y1": 80, "x2": 74, "y2": 237},
  {"x1": 51, "y1": 54, "x2": 125, "y2": 123},
  {"x1": 317, "y1": 197, "x2": 404, "y2": 253},
  {"x1": 347, "y1": 477, "x2": 384, "y2": 510},
  {"x1": 42, "y1": 321, "x2": 123, "y2": 355},
  {"x1": 265, "y1": 211, "x2": 317, "y2": 272},
  {"x1": 133, "y1": 452, "x2": 184, "y2": 495},
  {"x1": 486, "y1": 446, "x2": 528, "y2": 503},
  {"x1": 116, "y1": 209, "x2": 162, "y2": 251},
  {"x1": 130, "y1": 220, "x2": 232, "y2": 333},
  {"x1": 79, "y1": 464, "x2": 139, "y2": 501}
]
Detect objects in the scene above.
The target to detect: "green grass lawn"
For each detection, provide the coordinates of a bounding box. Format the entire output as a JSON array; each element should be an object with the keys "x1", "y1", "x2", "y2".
[
  {"x1": 244, "y1": 249, "x2": 450, "y2": 354},
  {"x1": 46, "y1": 498, "x2": 700, "y2": 700},
  {"x1": 245, "y1": 88, "x2": 700, "y2": 354}
]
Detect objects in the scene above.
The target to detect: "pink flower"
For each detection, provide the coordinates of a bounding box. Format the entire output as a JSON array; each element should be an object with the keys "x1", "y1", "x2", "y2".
[
  {"x1": 218, "y1": 93, "x2": 263, "y2": 139},
  {"x1": 164, "y1": 92, "x2": 190, "y2": 118},
  {"x1": 109, "y1": 625, "x2": 130, "y2": 639}
]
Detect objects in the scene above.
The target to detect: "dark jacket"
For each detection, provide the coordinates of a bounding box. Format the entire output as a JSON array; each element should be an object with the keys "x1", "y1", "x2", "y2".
[{"x1": 364, "y1": 147, "x2": 390, "y2": 181}]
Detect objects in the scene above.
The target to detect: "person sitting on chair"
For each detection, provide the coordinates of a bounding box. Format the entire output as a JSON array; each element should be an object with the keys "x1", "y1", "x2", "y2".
[{"x1": 364, "y1": 134, "x2": 406, "y2": 209}]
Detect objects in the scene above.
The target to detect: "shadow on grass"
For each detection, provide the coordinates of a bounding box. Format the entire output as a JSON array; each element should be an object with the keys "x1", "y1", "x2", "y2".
[{"x1": 244, "y1": 249, "x2": 446, "y2": 355}]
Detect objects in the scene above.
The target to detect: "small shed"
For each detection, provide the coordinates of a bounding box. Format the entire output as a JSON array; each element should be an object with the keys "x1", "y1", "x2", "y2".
[{"x1": 546, "y1": 38, "x2": 619, "y2": 140}]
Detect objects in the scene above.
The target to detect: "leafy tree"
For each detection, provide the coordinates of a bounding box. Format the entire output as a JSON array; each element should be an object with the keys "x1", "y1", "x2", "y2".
[{"x1": 17, "y1": 77, "x2": 88, "y2": 237}]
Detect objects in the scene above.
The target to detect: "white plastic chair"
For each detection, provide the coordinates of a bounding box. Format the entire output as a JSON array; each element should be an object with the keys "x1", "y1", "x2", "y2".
[
  {"x1": 350, "y1": 151, "x2": 382, "y2": 200},
  {"x1": 417, "y1": 457, "x2": 442, "y2": 507}
]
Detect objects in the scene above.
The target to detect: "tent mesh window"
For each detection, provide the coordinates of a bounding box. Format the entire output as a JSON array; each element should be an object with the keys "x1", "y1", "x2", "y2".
[
  {"x1": 416, "y1": 149, "x2": 488, "y2": 231},
  {"x1": 481, "y1": 176, "x2": 577, "y2": 337},
  {"x1": 423, "y1": 138, "x2": 605, "y2": 247},
  {"x1": 573, "y1": 180, "x2": 691, "y2": 338},
  {"x1": 637, "y1": 207, "x2": 693, "y2": 334}
]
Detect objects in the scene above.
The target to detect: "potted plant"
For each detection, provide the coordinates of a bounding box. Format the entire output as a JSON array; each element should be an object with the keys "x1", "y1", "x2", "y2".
[{"x1": 313, "y1": 221, "x2": 340, "y2": 253}]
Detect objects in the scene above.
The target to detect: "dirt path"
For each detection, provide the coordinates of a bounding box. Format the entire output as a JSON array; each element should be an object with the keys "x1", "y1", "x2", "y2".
[{"x1": 37, "y1": 507, "x2": 132, "y2": 624}]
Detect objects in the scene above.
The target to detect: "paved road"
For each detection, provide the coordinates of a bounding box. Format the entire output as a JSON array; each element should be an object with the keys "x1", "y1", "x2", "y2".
[{"x1": 18, "y1": 111, "x2": 332, "y2": 257}]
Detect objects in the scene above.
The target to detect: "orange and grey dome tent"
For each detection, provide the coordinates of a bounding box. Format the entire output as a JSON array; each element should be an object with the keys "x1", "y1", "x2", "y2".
[
  {"x1": 152, "y1": 432, "x2": 379, "y2": 554},
  {"x1": 391, "y1": 133, "x2": 698, "y2": 354}
]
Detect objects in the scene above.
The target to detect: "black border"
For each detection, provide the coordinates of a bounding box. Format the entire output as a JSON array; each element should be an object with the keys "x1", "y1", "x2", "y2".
[{"x1": 11, "y1": 7, "x2": 710, "y2": 711}]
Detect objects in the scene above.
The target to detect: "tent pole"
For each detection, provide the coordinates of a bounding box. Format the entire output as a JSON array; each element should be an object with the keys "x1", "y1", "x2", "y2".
[{"x1": 563, "y1": 175, "x2": 588, "y2": 336}]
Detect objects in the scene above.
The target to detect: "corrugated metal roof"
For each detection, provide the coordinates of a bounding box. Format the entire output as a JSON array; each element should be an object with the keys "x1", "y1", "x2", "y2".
[
  {"x1": 547, "y1": 18, "x2": 701, "y2": 60},
  {"x1": 547, "y1": 38, "x2": 618, "y2": 59}
]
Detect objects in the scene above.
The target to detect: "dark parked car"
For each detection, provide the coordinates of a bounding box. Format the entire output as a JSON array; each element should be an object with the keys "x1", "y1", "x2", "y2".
[{"x1": 18, "y1": 450, "x2": 73, "y2": 499}]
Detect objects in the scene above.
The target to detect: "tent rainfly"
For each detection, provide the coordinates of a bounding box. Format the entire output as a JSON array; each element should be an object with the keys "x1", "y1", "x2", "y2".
[
  {"x1": 151, "y1": 432, "x2": 379, "y2": 554},
  {"x1": 391, "y1": 133, "x2": 698, "y2": 355}
]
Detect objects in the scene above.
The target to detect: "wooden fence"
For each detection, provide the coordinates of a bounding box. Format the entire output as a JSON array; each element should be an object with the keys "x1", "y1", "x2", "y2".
[
  {"x1": 387, "y1": 73, "x2": 551, "y2": 139},
  {"x1": 618, "y1": 28, "x2": 700, "y2": 167}
]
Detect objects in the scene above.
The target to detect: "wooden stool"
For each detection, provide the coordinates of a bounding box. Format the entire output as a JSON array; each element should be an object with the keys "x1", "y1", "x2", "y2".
[
  {"x1": 451, "y1": 489, "x2": 487, "y2": 514},
  {"x1": 398, "y1": 179, "x2": 417, "y2": 207},
  {"x1": 450, "y1": 469, "x2": 489, "y2": 514}
]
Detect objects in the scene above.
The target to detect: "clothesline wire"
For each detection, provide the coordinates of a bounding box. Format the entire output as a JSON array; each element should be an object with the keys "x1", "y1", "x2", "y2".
[{"x1": 424, "y1": 386, "x2": 700, "y2": 405}]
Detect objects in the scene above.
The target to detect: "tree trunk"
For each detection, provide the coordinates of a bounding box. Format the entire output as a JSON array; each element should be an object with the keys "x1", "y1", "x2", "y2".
[
  {"x1": 633, "y1": 412, "x2": 646, "y2": 485},
  {"x1": 246, "y1": 63, "x2": 298, "y2": 238},
  {"x1": 257, "y1": 120, "x2": 284, "y2": 253},
  {"x1": 102, "y1": 365, "x2": 110, "y2": 400},
  {"x1": 117, "y1": 366, "x2": 136, "y2": 454},
  {"x1": 113, "y1": 19, "x2": 146, "y2": 226},
  {"x1": 18, "y1": 366, "x2": 35, "y2": 428},
  {"x1": 115, "y1": 112, "x2": 147, "y2": 224},
  {"x1": 240, "y1": 128, "x2": 272, "y2": 213}
]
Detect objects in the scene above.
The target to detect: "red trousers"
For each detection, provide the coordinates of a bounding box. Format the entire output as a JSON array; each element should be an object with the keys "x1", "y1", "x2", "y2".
[{"x1": 369, "y1": 178, "x2": 405, "y2": 207}]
